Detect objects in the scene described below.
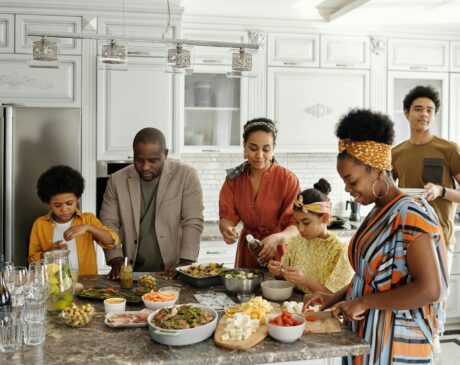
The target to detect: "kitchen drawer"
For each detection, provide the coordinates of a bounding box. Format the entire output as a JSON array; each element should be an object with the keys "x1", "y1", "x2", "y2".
[
  {"x1": 15, "y1": 14, "x2": 81, "y2": 55},
  {"x1": 0, "y1": 13, "x2": 14, "y2": 53},
  {"x1": 268, "y1": 33, "x2": 319, "y2": 67},
  {"x1": 320, "y1": 35, "x2": 370, "y2": 69}
]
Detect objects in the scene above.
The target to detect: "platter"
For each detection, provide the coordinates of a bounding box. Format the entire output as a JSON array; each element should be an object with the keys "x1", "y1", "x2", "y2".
[
  {"x1": 175, "y1": 264, "x2": 225, "y2": 288},
  {"x1": 104, "y1": 310, "x2": 152, "y2": 328},
  {"x1": 76, "y1": 286, "x2": 143, "y2": 305}
]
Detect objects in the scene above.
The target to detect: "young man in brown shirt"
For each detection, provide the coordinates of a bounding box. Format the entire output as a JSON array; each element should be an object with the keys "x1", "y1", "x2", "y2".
[{"x1": 392, "y1": 85, "x2": 460, "y2": 274}]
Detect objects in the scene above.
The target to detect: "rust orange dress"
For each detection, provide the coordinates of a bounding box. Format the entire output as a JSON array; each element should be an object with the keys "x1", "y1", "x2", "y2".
[{"x1": 219, "y1": 162, "x2": 300, "y2": 268}]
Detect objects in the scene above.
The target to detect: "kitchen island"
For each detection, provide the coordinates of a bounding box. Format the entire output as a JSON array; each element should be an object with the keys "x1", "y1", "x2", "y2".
[{"x1": 0, "y1": 275, "x2": 369, "y2": 365}]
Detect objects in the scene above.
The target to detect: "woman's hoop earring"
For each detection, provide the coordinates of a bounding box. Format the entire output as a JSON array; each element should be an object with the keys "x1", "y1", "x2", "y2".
[{"x1": 372, "y1": 179, "x2": 389, "y2": 199}]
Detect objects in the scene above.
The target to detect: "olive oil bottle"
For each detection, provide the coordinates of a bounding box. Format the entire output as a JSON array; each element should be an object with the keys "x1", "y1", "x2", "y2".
[{"x1": 246, "y1": 234, "x2": 268, "y2": 267}]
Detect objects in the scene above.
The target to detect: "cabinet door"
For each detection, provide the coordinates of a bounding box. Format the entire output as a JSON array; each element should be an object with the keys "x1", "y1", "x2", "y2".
[
  {"x1": 268, "y1": 33, "x2": 319, "y2": 67},
  {"x1": 0, "y1": 54, "x2": 81, "y2": 106},
  {"x1": 15, "y1": 14, "x2": 81, "y2": 55},
  {"x1": 182, "y1": 29, "x2": 248, "y2": 65},
  {"x1": 98, "y1": 17, "x2": 173, "y2": 57},
  {"x1": 320, "y1": 35, "x2": 370, "y2": 69},
  {"x1": 0, "y1": 13, "x2": 14, "y2": 53},
  {"x1": 267, "y1": 68, "x2": 369, "y2": 152},
  {"x1": 451, "y1": 42, "x2": 460, "y2": 72},
  {"x1": 447, "y1": 275, "x2": 460, "y2": 320},
  {"x1": 450, "y1": 74, "x2": 460, "y2": 143},
  {"x1": 387, "y1": 71, "x2": 449, "y2": 146},
  {"x1": 388, "y1": 38, "x2": 449, "y2": 72},
  {"x1": 97, "y1": 57, "x2": 173, "y2": 160}
]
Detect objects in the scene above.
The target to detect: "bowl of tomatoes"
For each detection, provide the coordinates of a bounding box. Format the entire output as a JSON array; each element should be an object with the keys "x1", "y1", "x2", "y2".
[{"x1": 266, "y1": 311, "x2": 305, "y2": 342}]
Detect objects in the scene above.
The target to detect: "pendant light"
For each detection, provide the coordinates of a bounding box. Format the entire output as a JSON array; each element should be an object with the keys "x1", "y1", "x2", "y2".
[{"x1": 29, "y1": 36, "x2": 59, "y2": 68}]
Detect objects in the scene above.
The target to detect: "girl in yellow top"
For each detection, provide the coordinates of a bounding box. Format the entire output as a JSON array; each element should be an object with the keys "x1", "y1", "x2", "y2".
[
  {"x1": 28, "y1": 166, "x2": 119, "y2": 275},
  {"x1": 268, "y1": 178, "x2": 354, "y2": 294}
]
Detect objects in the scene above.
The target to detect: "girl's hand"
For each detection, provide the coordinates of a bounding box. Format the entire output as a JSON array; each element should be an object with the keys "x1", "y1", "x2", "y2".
[
  {"x1": 303, "y1": 292, "x2": 338, "y2": 311},
  {"x1": 332, "y1": 298, "x2": 367, "y2": 322},
  {"x1": 222, "y1": 226, "x2": 238, "y2": 244},
  {"x1": 258, "y1": 234, "x2": 281, "y2": 261},
  {"x1": 50, "y1": 240, "x2": 68, "y2": 251},
  {"x1": 63, "y1": 224, "x2": 89, "y2": 241},
  {"x1": 267, "y1": 260, "x2": 282, "y2": 276},
  {"x1": 282, "y1": 266, "x2": 309, "y2": 285}
]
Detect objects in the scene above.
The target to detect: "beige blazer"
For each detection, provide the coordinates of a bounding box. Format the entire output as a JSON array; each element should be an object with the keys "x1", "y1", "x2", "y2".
[{"x1": 100, "y1": 159, "x2": 204, "y2": 268}]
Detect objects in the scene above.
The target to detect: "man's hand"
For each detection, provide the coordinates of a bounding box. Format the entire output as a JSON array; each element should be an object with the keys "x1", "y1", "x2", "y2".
[
  {"x1": 164, "y1": 259, "x2": 194, "y2": 280},
  {"x1": 107, "y1": 257, "x2": 124, "y2": 280}
]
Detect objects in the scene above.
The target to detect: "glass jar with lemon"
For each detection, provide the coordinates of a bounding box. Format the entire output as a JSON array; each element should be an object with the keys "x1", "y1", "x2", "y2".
[{"x1": 44, "y1": 250, "x2": 73, "y2": 311}]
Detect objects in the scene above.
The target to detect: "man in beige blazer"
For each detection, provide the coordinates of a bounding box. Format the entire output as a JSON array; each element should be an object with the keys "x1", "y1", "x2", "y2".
[{"x1": 100, "y1": 128, "x2": 204, "y2": 279}]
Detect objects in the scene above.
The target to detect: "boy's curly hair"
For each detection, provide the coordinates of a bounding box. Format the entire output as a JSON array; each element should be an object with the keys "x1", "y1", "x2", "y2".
[{"x1": 37, "y1": 165, "x2": 84, "y2": 203}]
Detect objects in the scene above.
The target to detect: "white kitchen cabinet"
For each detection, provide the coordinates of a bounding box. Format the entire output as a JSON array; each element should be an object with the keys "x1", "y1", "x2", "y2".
[
  {"x1": 450, "y1": 41, "x2": 460, "y2": 72},
  {"x1": 97, "y1": 56, "x2": 174, "y2": 160},
  {"x1": 320, "y1": 35, "x2": 370, "y2": 69},
  {"x1": 197, "y1": 240, "x2": 236, "y2": 268},
  {"x1": 268, "y1": 33, "x2": 319, "y2": 67},
  {"x1": 182, "y1": 29, "x2": 248, "y2": 65},
  {"x1": 0, "y1": 13, "x2": 14, "y2": 53},
  {"x1": 449, "y1": 74, "x2": 460, "y2": 143},
  {"x1": 0, "y1": 53, "x2": 81, "y2": 106},
  {"x1": 98, "y1": 17, "x2": 173, "y2": 57},
  {"x1": 388, "y1": 38, "x2": 449, "y2": 72},
  {"x1": 267, "y1": 67, "x2": 369, "y2": 152},
  {"x1": 15, "y1": 14, "x2": 81, "y2": 55},
  {"x1": 387, "y1": 71, "x2": 449, "y2": 146},
  {"x1": 447, "y1": 232, "x2": 460, "y2": 323},
  {"x1": 177, "y1": 63, "x2": 249, "y2": 152}
]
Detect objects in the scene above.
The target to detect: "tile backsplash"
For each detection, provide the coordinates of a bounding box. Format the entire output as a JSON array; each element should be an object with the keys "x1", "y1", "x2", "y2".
[{"x1": 181, "y1": 152, "x2": 372, "y2": 221}]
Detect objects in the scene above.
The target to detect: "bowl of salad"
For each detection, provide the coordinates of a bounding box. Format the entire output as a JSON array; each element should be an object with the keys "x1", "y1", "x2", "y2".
[
  {"x1": 147, "y1": 304, "x2": 217, "y2": 346},
  {"x1": 221, "y1": 269, "x2": 264, "y2": 294}
]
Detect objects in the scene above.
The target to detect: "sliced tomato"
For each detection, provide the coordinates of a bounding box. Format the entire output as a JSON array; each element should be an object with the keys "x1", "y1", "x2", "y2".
[{"x1": 305, "y1": 316, "x2": 318, "y2": 322}]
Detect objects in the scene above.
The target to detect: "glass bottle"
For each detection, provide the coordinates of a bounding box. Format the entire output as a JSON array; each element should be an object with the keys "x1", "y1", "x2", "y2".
[
  {"x1": 44, "y1": 250, "x2": 73, "y2": 311},
  {"x1": 246, "y1": 234, "x2": 268, "y2": 267},
  {"x1": 120, "y1": 264, "x2": 133, "y2": 289},
  {"x1": 0, "y1": 272, "x2": 12, "y2": 307}
]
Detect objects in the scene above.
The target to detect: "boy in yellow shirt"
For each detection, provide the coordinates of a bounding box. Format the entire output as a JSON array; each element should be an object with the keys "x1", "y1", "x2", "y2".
[{"x1": 28, "y1": 165, "x2": 119, "y2": 275}]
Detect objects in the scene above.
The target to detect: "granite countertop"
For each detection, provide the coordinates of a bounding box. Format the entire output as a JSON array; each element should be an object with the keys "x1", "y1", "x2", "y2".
[{"x1": 1, "y1": 275, "x2": 369, "y2": 365}]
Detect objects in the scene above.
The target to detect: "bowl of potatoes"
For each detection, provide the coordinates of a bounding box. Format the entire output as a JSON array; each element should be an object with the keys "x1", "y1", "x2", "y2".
[{"x1": 60, "y1": 303, "x2": 95, "y2": 327}]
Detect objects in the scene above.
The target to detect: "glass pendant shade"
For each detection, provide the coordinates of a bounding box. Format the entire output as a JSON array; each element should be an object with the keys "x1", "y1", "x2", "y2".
[
  {"x1": 165, "y1": 44, "x2": 193, "y2": 74},
  {"x1": 232, "y1": 49, "x2": 252, "y2": 72},
  {"x1": 29, "y1": 36, "x2": 59, "y2": 68},
  {"x1": 98, "y1": 40, "x2": 128, "y2": 71}
]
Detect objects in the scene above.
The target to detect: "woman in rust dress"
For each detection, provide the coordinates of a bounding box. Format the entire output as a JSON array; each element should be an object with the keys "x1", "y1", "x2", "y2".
[{"x1": 219, "y1": 118, "x2": 300, "y2": 269}]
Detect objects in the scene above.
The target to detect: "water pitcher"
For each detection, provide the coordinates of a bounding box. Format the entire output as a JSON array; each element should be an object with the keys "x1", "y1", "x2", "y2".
[{"x1": 44, "y1": 250, "x2": 73, "y2": 311}]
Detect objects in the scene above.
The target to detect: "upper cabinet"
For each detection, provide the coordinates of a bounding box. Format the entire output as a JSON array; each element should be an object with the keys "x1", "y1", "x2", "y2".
[
  {"x1": 451, "y1": 41, "x2": 460, "y2": 72},
  {"x1": 388, "y1": 38, "x2": 449, "y2": 72},
  {"x1": 320, "y1": 35, "x2": 370, "y2": 69},
  {"x1": 181, "y1": 29, "x2": 248, "y2": 65},
  {"x1": 268, "y1": 33, "x2": 319, "y2": 67},
  {"x1": 0, "y1": 13, "x2": 14, "y2": 53},
  {"x1": 267, "y1": 67, "x2": 369, "y2": 152},
  {"x1": 97, "y1": 57, "x2": 174, "y2": 160},
  {"x1": 15, "y1": 14, "x2": 81, "y2": 55}
]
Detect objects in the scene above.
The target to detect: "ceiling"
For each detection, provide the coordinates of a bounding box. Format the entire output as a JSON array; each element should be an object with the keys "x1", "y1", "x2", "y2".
[{"x1": 181, "y1": 0, "x2": 460, "y2": 33}]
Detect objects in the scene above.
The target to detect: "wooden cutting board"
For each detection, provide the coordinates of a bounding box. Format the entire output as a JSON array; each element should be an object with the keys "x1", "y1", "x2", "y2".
[
  {"x1": 214, "y1": 315, "x2": 268, "y2": 351},
  {"x1": 303, "y1": 311, "x2": 341, "y2": 333}
]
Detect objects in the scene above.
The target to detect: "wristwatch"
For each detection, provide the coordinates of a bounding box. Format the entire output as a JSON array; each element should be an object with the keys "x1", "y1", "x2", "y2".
[{"x1": 441, "y1": 186, "x2": 446, "y2": 198}]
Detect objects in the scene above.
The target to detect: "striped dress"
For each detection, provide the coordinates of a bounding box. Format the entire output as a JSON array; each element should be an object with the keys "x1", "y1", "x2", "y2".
[{"x1": 345, "y1": 194, "x2": 448, "y2": 365}]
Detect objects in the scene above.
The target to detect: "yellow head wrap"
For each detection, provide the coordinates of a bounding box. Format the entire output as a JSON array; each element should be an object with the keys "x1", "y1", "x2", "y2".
[
  {"x1": 338, "y1": 139, "x2": 392, "y2": 171},
  {"x1": 294, "y1": 195, "x2": 331, "y2": 220}
]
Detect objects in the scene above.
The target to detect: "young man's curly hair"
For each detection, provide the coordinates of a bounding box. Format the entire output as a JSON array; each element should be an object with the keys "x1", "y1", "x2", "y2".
[
  {"x1": 403, "y1": 85, "x2": 440, "y2": 114},
  {"x1": 36, "y1": 165, "x2": 84, "y2": 203}
]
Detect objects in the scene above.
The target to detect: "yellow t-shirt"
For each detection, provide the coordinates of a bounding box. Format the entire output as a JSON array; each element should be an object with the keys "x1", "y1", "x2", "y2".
[{"x1": 281, "y1": 232, "x2": 354, "y2": 294}]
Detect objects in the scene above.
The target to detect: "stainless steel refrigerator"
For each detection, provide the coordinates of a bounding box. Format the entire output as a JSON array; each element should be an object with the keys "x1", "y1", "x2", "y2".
[{"x1": 0, "y1": 105, "x2": 81, "y2": 267}]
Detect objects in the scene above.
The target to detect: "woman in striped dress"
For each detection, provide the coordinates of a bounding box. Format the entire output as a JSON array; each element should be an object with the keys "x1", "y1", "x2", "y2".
[{"x1": 305, "y1": 109, "x2": 448, "y2": 365}]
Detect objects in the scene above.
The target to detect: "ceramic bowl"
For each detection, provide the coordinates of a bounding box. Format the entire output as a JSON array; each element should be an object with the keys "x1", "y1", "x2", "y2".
[
  {"x1": 103, "y1": 297, "x2": 126, "y2": 313},
  {"x1": 142, "y1": 294, "x2": 178, "y2": 310},
  {"x1": 260, "y1": 280, "x2": 294, "y2": 301},
  {"x1": 266, "y1": 314, "x2": 306, "y2": 342}
]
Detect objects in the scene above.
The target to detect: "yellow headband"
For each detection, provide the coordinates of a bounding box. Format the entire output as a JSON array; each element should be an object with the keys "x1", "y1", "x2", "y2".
[
  {"x1": 338, "y1": 139, "x2": 392, "y2": 171},
  {"x1": 294, "y1": 195, "x2": 331, "y2": 218}
]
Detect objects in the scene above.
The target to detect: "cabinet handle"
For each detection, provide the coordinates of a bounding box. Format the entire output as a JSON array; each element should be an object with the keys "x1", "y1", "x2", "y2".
[
  {"x1": 202, "y1": 59, "x2": 223, "y2": 64},
  {"x1": 335, "y1": 63, "x2": 354, "y2": 68},
  {"x1": 201, "y1": 149, "x2": 222, "y2": 153},
  {"x1": 409, "y1": 66, "x2": 428, "y2": 70},
  {"x1": 283, "y1": 61, "x2": 303, "y2": 66},
  {"x1": 206, "y1": 251, "x2": 225, "y2": 254}
]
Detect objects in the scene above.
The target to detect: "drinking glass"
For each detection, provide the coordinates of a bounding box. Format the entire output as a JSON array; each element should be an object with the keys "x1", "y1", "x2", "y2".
[
  {"x1": 0, "y1": 306, "x2": 23, "y2": 352},
  {"x1": 2, "y1": 262, "x2": 14, "y2": 273},
  {"x1": 4, "y1": 267, "x2": 28, "y2": 307},
  {"x1": 23, "y1": 300, "x2": 47, "y2": 346}
]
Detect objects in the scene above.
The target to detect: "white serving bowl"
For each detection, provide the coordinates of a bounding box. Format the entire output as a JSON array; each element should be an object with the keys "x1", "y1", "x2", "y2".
[
  {"x1": 261, "y1": 280, "x2": 294, "y2": 301},
  {"x1": 266, "y1": 314, "x2": 306, "y2": 342},
  {"x1": 103, "y1": 298, "x2": 126, "y2": 313},
  {"x1": 142, "y1": 293, "x2": 178, "y2": 310},
  {"x1": 147, "y1": 304, "x2": 218, "y2": 346}
]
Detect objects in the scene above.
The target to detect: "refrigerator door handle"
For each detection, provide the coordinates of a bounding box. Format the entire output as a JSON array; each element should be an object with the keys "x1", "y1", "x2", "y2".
[{"x1": 4, "y1": 106, "x2": 13, "y2": 262}]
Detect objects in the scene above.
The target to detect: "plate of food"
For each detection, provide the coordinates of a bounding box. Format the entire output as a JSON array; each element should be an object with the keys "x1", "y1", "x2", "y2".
[
  {"x1": 105, "y1": 309, "x2": 153, "y2": 328},
  {"x1": 77, "y1": 286, "x2": 143, "y2": 305},
  {"x1": 176, "y1": 263, "x2": 226, "y2": 288}
]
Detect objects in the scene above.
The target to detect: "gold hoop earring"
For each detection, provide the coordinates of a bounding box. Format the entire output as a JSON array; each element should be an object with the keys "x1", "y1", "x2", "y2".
[{"x1": 372, "y1": 179, "x2": 389, "y2": 199}]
